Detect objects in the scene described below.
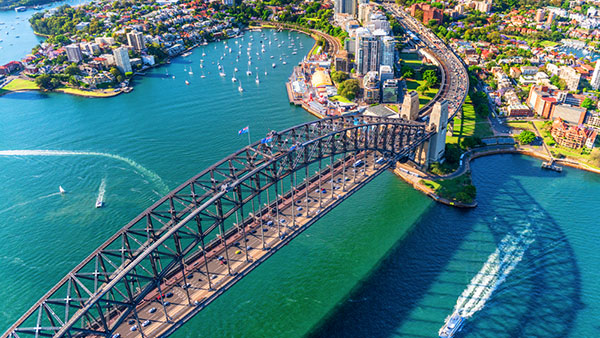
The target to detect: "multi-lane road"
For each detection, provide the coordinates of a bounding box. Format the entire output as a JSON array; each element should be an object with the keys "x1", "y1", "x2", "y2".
[{"x1": 384, "y1": 3, "x2": 469, "y2": 122}]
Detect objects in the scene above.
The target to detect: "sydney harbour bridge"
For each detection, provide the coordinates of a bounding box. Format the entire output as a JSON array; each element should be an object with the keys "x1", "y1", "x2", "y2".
[{"x1": 2, "y1": 5, "x2": 468, "y2": 338}]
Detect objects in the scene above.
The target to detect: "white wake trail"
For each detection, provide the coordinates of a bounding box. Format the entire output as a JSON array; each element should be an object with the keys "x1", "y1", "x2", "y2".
[
  {"x1": 0, "y1": 150, "x2": 169, "y2": 194},
  {"x1": 96, "y1": 178, "x2": 107, "y2": 205},
  {"x1": 453, "y1": 224, "x2": 535, "y2": 319}
]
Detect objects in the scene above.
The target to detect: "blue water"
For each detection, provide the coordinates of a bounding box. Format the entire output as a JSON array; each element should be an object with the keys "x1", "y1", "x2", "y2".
[{"x1": 0, "y1": 28, "x2": 599, "y2": 338}]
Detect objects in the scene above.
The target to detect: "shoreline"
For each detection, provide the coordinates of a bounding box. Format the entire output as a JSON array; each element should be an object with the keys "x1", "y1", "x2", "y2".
[
  {"x1": 3, "y1": 24, "x2": 316, "y2": 99},
  {"x1": 393, "y1": 146, "x2": 600, "y2": 209}
]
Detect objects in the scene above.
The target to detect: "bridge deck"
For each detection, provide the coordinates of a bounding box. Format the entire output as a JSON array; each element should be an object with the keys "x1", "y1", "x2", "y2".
[{"x1": 112, "y1": 151, "x2": 388, "y2": 337}]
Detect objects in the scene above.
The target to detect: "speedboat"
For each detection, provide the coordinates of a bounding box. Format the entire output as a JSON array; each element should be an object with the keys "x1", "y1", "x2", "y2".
[
  {"x1": 246, "y1": 70, "x2": 252, "y2": 76},
  {"x1": 185, "y1": 80, "x2": 190, "y2": 85},
  {"x1": 232, "y1": 76, "x2": 237, "y2": 82},
  {"x1": 439, "y1": 311, "x2": 465, "y2": 338},
  {"x1": 95, "y1": 199, "x2": 103, "y2": 208},
  {"x1": 272, "y1": 63, "x2": 276, "y2": 68}
]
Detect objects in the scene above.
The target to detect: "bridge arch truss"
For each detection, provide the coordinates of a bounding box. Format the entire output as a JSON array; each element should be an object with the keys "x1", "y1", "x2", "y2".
[{"x1": 4, "y1": 115, "x2": 430, "y2": 338}]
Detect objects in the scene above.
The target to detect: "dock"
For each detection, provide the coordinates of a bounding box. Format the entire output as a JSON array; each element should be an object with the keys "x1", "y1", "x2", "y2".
[{"x1": 541, "y1": 161, "x2": 563, "y2": 172}]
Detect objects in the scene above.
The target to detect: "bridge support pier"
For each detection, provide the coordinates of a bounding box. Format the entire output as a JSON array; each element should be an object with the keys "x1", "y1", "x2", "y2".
[{"x1": 415, "y1": 100, "x2": 449, "y2": 169}]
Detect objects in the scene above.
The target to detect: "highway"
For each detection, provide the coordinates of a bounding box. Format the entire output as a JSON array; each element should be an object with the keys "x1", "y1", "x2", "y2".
[{"x1": 384, "y1": 3, "x2": 469, "y2": 122}]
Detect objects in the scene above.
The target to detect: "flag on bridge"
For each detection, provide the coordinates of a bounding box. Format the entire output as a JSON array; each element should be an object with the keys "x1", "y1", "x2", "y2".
[
  {"x1": 238, "y1": 126, "x2": 249, "y2": 135},
  {"x1": 261, "y1": 136, "x2": 273, "y2": 144}
]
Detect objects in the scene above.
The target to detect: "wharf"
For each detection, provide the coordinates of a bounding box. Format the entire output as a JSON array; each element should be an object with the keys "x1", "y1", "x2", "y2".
[{"x1": 541, "y1": 161, "x2": 563, "y2": 172}]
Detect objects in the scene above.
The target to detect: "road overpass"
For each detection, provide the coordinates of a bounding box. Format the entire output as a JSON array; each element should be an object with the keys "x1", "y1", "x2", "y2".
[
  {"x1": 3, "y1": 115, "x2": 432, "y2": 338},
  {"x1": 384, "y1": 3, "x2": 469, "y2": 121}
]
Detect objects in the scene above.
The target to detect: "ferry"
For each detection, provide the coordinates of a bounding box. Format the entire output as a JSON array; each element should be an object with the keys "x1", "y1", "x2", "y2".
[
  {"x1": 181, "y1": 52, "x2": 192, "y2": 57},
  {"x1": 439, "y1": 311, "x2": 465, "y2": 338}
]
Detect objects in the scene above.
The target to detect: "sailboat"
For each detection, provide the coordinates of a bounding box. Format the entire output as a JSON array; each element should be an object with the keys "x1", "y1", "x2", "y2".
[
  {"x1": 59, "y1": 186, "x2": 66, "y2": 194},
  {"x1": 232, "y1": 75, "x2": 237, "y2": 82},
  {"x1": 238, "y1": 81, "x2": 244, "y2": 92},
  {"x1": 255, "y1": 74, "x2": 260, "y2": 84}
]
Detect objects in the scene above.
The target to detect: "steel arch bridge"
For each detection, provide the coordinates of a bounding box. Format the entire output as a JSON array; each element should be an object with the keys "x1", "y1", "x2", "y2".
[{"x1": 3, "y1": 115, "x2": 431, "y2": 338}]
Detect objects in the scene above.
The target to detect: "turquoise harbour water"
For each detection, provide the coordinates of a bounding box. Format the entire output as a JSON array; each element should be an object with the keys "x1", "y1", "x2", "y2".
[{"x1": 0, "y1": 29, "x2": 599, "y2": 338}]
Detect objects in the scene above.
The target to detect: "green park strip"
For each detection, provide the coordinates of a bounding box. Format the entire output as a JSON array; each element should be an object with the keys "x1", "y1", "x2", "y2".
[
  {"x1": 329, "y1": 95, "x2": 352, "y2": 103},
  {"x1": 405, "y1": 79, "x2": 438, "y2": 108},
  {"x1": 506, "y1": 120, "x2": 535, "y2": 131},
  {"x1": 421, "y1": 175, "x2": 476, "y2": 204},
  {"x1": 3, "y1": 78, "x2": 40, "y2": 91},
  {"x1": 448, "y1": 94, "x2": 493, "y2": 147}
]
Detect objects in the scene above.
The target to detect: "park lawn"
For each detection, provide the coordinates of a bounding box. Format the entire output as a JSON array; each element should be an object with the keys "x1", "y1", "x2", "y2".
[
  {"x1": 3, "y1": 78, "x2": 39, "y2": 91},
  {"x1": 329, "y1": 95, "x2": 351, "y2": 103},
  {"x1": 386, "y1": 104, "x2": 399, "y2": 112},
  {"x1": 534, "y1": 121, "x2": 556, "y2": 145},
  {"x1": 452, "y1": 95, "x2": 493, "y2": 142},
  {"x1": 421, "y1": 175, "x2": 475, "y2": 203},
  {"x1": 540, "y1": 41, "x2": 559, "y2": 47},
  {"x1": 405, "y1": 78, "x2": 438, "y2": 108},
  {"x1": 506, "y1": 120, "x2": 535, "y2": 131}
]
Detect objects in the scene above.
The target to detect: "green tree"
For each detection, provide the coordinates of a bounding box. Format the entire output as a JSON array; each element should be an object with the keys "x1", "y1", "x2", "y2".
[
  {"x1": 423, "y1": 69, "x2": 439, "y2": 87},
  {"x1": 581, "y1": 97, "x2": 596, "y2": 110},
  {"x1": 331, "y1": 70, "x2": 348, "y2": 84},
  {"x1": 35, "y1": 74, "x2": 58, "y2": 90},
  {"x1": 64, "y1": 64, "x2": 81, "y2": 76},
  {"x1": 338, "y1": 79, "x2": 360, "y2": 100},
  {"x1": 518, "y1": 130, "x2": 536, "y2": 144}
]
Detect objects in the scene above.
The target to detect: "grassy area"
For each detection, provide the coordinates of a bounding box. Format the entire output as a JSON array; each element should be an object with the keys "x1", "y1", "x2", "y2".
[
  {"x1": 56, "y1": 87, "x2": 120, "y2": 98},
  {"x1": 421, "y1": 174, "x2": 476, "y2": 203},
  {"x1": 3, "y1": 78, "x2": 39, "y2": 91},
  {"x1": 540, "y1": 41, "x2": 559, "y2": 47},
  {"x1": 399, "y1": 52, "x2": 421, "y2": 67},
  {"x1": 506, "y1": 120, "x2": 535, "y2": 131},
  {"x1": 386, "y1": 104, "x2": 399, "y2": 112},
  {"x1": 448, "y1": 94, "x2": 493, "y2": 148},
  {"x1": 534, "y1": 121, "x2": 555, "y2": 146},
  {"x1": 405, "y1": 78, "x2": 438, "y2": 108},
  {"x1": 329, "y1": 95, "x2": 351, "y2": 103}
]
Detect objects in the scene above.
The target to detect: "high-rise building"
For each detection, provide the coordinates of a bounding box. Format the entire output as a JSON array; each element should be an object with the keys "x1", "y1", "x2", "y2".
[
  {"x1": 591, "y1": 61, "x2": 600, "y2": 90},
  {"x1": 113, "y1": 47, "x2": 132, "y2": 74},
  {"x1": 546, "y1": 11, "x2": 556, "y2": 25},
  {"x1": 126, "y1": 31, "x2": 145, "y2": 51},
  {"x1": 535, "y1": 8, "x2": 545, "y2": 22},
  {"x1": 355, "y1": 33, "x2": 379, "y2": 75},
  {"x1": 380, "y1": 36, "x2": 395, "y2": 68},
  {"x1": 358, "y1": 3, "x2": 371, "y2": 24},
  {"x1": 222, "y1": 0, "x2": 233, "y2": 5},
  {"x1": 559, "y1": 66, "x2": 581, "y2": 91},
  {"x1": 427, "y1": 100, "x2": 449, "y2": 163},
  {"x1": 65, "y1": 44, "x2": 83, "y2": 63},
  {"x1": 401, "y1": 91, "x2": 419, "y2": 121},
  {"x1": 363, "y1": 71, "x2": 380, "y2": 104},
  {"x1": 335, "y1": 0, "x2": 357, "y2": 16}
]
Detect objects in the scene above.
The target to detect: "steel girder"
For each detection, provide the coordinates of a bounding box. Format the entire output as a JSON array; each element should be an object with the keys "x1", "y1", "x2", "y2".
[{"x1": 3, "y1": 115, "x2": 430, "y2": 338}]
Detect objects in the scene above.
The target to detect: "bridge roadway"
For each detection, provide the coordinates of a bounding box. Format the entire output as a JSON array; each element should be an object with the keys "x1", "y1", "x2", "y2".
[
  {"x1": 384, "y1": 3, "x2": 469, "y2": 121},
  {"x1": 111, "y1": 152, "x2": 387, "y2": 337}
]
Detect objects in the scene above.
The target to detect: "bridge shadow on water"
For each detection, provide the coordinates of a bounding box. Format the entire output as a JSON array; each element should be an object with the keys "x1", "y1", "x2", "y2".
[{"x1": 306, "y1": 154, "x2": 582, "y2": 338}]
